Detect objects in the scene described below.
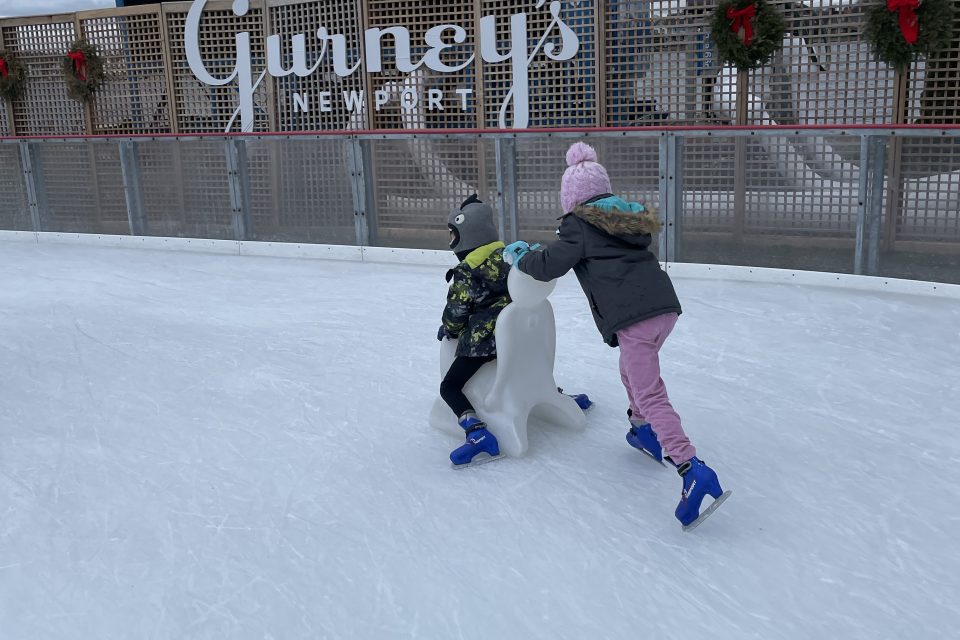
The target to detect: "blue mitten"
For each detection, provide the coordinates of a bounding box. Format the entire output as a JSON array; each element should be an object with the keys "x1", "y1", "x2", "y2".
[
  {"x1": 503, "y1": 241, "x2": 541, "y2": 265},
  {"x1": 437, "y1": 325, "x2": 448, "y2": 341}
]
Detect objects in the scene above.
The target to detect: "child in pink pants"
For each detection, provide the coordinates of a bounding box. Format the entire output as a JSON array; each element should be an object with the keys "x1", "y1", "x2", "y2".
[{"x1": 505, "y1": 142, "x2": 730, "y2": 530}]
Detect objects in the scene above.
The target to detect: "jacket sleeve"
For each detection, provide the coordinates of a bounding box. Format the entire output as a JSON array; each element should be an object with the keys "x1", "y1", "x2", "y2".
[
  {"x1": 441, "y1": 269, "x2": 473, "y2": 337},
  {"x1": 517, "y1": 215, "x2": 584, "y2": 282}
]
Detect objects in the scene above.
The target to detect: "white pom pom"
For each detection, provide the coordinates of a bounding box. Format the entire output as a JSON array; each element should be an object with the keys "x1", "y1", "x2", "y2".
[{"x1": 566, "y1": 142, "x2": 597, "y2": 167}]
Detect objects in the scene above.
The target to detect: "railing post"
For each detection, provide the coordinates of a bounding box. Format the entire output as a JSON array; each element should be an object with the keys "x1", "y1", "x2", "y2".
[
  {"x1": 346, "y1": 136, "x2": 375, "y2": 246},
  {"x1": 866, "y1": 135, "x2": 887, "y2": 275},
  {"x1": 224, "y1": 138, "x2": 253, "y2": 241},
  {"x1": 119, "y1": 140, "x2": 147, "y2": 236},
  {"x1": 658, "y1": 133, "x2": 683, "y2": 262},
  {"x1": 495, "y1": 136, "x2": 519, "y2": 243},
  {"x1": 18, "y1": 141, "x2": 45, "y2": 233},
  {"x1": 855, "y1": 134, "x2": 887, "y2": 276}
]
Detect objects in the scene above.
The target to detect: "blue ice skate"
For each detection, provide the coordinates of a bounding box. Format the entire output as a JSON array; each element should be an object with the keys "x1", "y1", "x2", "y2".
[
  {"x1": 450, "y1": 414, "x2": 502, "y2": 469},
  {"x1": 626, "y1": 415, "x2": 665, "y2": 466},
  {"x1": 558, "y1": 387, "x2": 592, "y2": 411},
  {"x1": 675, "y1": 457, "x2": 732, "y2": 531}
]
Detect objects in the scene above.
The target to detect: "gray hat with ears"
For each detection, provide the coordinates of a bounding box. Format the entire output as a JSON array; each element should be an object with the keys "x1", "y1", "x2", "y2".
[{"x1": 447, "y1": 194, "x2": 499, "y2": 254}]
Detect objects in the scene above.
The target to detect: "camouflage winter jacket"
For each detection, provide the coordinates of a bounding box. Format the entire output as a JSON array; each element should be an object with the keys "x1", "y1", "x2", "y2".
[{"x1": 441, "y1": 241, "x2": 511, "y2": 357}]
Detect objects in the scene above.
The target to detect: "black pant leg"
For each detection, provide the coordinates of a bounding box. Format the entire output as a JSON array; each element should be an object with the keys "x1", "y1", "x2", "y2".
[{"x1": 439, "y1": 355, "x2": 496, "y2": 419}]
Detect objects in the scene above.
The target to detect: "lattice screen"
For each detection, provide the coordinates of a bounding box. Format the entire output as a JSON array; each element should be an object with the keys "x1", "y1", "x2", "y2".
[
  {"x1": 81, "y1": 10, "x2": 172, "y2": 134},
  {"x1": 0, "y1": 20, "x2": 86, "y2": 135},
  {"x1": 751, "y1": 2, "x2": 897, "y2": 126},
  {"x1": 909, "y1": 7, "x2": 960, "y2": 124},
  {"x1": 0, "y1": 144, "x2": 30, "y2": 230},
  {"x1": 0, "y1": 105, "x2": 11, "y2": 136},
  {"x1": 897, "y1": 137, "x2": 960, "y2": 242},
  {"x1": 481, "y1": 0, "x2": 597, "y2": 128},
  {"x1": 365, "y1": 0, "x2": 477, "y2": 130},
  {"x1": 33, "y1": 142, "x2": 127, "y2": 233},
  {"x1": 138, "y1": 139, "x2": 234, "y2": 238},
  {"x1": 604, "y1": 0, "x2": 711, "y2": 125},
  {"x1": 680, "y1": 135, "x2": 737, "y2": 232},
  {"x1": 269, "y1": 0, "x2": 366, "y2": 131},
  {"x1": 164, "y1": 0, "x2": 270, "y2": 133}
]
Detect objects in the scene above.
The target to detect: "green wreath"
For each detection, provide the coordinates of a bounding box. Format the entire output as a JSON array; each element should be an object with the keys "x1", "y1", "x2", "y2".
[
  {"x1": 865, "y1": 0, "x2": 955, "y2": 70},
  {"x1": 710, "y1": 0, "x2": 787, "y2": 71},
  {"x1": 63, "y1": 40, "x2": 104, "y2": 102},
  {"x1": 0, "y1": 50, "x2": 27, "y2": 103}
]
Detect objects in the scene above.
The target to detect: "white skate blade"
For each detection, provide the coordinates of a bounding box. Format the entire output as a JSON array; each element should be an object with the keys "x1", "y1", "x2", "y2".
[
  {"x1": 682, "y1": 490, "x2": 732, "y2": 532},
  {"x1": 635, "y1": 447, "x2": 667, "y2": 467},
  {"x1": 451, "y1": 452, "x2": 504, "y2": 469}
]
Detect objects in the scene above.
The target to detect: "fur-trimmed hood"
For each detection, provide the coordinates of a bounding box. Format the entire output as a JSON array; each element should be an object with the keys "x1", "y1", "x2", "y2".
[{"x1": 570, "y1": 196, "x2": 661, "y2": 244}]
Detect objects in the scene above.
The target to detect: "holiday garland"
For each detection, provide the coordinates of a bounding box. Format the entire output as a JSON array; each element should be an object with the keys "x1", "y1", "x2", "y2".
[
  {"x1": 865, "y1": 0, "x2": 955, "y2": 70},
  {"x1": 0, "y1": 50, "x2": 27, "y2": 103},
  {"x1": 710, "y1": 0, "x2": 787, "y2": 71},
  {"x1": 63, "y1": 40, "x2": 104, "y2": 102}
]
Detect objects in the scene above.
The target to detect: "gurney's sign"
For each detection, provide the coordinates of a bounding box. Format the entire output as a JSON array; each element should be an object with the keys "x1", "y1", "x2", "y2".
[{"x1": 185, "y1": 0, "x2": 580, "y2": 132}]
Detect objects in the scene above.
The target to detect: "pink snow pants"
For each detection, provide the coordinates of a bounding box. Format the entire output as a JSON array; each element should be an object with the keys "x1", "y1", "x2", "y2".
[{"x1": 617, "y1": 312, "x2": 697, "y2": 465}]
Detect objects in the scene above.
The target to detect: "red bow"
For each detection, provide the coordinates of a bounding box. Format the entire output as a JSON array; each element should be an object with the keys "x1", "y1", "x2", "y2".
[
  {"x1": 0, "y1": 58, "x2": 8, "y2": 79},
  {"x1": 726, "y1": 4, "x2": 758, "y2": 47},
  {"x1": 68, "y1": 50, "x2": 88, "y2": 81},
  {"x1": 888, "y1": 0, "x2": 920, "y2": 45}
]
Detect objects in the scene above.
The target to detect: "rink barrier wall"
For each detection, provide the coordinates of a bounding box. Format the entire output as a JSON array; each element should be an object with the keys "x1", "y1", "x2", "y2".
[{"x1": 3, "y1": 230, "x2": 958, "y2": 300}]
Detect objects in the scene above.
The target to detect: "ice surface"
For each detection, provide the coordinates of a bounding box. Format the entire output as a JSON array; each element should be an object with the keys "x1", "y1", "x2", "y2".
[
  {"x1": 429, "y1": 267, "x2": 585, "y2": 457},
  {"x1": 1, "y1": 242, "x2": 959, "y2": 639}
]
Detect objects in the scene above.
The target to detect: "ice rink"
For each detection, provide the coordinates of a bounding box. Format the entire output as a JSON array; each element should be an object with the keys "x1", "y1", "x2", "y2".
[{"x1": 1, "y1": 240, "x2": 958, "y2": 639}]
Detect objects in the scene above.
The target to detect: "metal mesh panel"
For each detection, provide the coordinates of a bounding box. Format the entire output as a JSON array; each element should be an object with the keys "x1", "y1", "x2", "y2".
[
  {"x1": 678, "y1": 133, "x2": 861, "y2": 272},
  {"x1": 896, "y1": 137, "x2": 960, "y2": 242},
  {"x1": 81, "y1": 10, "x2": 172, "y2": 134},
  {"x1": 481, "y1": 0, "x2": 597, "y2": 128},
  {"x1": 245, "y1": 137, "x2": 357, "y2": 243},
  {"x1": 512, "y1": 135, "x2": 661, "y2": 244},
  {"x1": 368, "y1": 137, "x2": 491, "y2": 247},
  {"x1": 605, "y1": 0, "x2": 714, "y2": 125},
  {"x1": 0, "y1": 20, "x2": 86, "y2": 135},
  {"x1": 33, "y1": 142, "x2": 127, "y2": 233},
  {"x1": 0, "y1": 144, "x2": 30, "y2": 230},
  {"x1": 164, "y1": 1, "x2": 270, "y2": 133},
  {"x1": 138, "y1": 139, "x2": 234, "y2": 237},
  {"x1": 269, "y1": 0, "x2": 366, "y2": 131},
  {"x1": 365, "y1": 0, "x2": 477, "y2": 130}
]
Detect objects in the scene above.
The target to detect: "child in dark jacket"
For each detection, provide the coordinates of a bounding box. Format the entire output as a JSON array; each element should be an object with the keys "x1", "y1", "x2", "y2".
[
  {"x1": 438, "y1": 195, "x2": 511, "y2": 468},
  {"x1": 504, "y1": 142, "x2": 730, "y2": 529}
]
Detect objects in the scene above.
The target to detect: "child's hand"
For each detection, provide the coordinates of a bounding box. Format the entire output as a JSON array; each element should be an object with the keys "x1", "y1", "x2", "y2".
[
  {"x1": 437, "y1": 325, "x2": 450, "y2": 341},
  {"x1": 504, "y1": 241, "x2": 538, "y2": 265}
]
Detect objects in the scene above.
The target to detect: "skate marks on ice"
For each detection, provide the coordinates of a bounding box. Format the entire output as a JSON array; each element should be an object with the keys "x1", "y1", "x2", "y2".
[{"x1": 2, "y1": 242, "x2": 960, "y2": 638}]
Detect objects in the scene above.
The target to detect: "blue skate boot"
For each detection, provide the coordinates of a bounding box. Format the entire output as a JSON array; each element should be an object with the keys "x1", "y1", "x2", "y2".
[
  {"x1": 450, "y1": 413, "x2": 502, "y2": 469},
  {"x1": 675, "y1": 457, "x2": 732, "y2": 531},
  {"x1": 558, "y1": 387, "x2": 593, "y2": 411},
  {"x1": 626, "y1": 409, "x2": 664, "y2": 465}
]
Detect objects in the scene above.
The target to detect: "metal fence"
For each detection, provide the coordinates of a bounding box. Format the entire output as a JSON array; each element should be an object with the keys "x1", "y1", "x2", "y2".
[{"x1": 2, "y1": 127, "x2": 959, "y2": 284}]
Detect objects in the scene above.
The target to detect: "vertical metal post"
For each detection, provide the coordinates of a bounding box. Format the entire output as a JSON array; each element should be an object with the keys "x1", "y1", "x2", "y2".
[
  {"x1": 866, "y1": 135, "x2": 887, "y2": 276},
  {"x1": 119, "y1": 140, "x2": 147, "y2": 236},
  {"x1": 733, "y1": 71, "x2": 749, "y2": 243},
  {"x1": 495, "y1": 137, "x2": 519, "y2": 243},
  {"x1": 346, "y1": 136, "x2": 374, "y2": 246},
  {"x1": 18, "y1": 141, "x2": 44, "y2": 232},
  {"x1": 854, "y1": 135, "x2": 869, "y2": 275},
  {"x1": 224, "y1": 137, "x2": 252, "y2": 241},
  {"x1": 658, "y1": 133, "x2": 669, "y2": 260},
  {"x1": 658, "y1": 133, "x2": 683, "y2": 263}
]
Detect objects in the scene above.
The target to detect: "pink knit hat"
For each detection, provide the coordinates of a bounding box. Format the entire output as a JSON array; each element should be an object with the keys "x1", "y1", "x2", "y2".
[{"x1": 560, "y1": 142, "x2": 612, "y2": 213}]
